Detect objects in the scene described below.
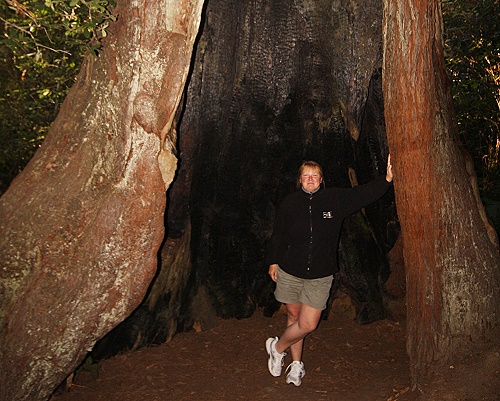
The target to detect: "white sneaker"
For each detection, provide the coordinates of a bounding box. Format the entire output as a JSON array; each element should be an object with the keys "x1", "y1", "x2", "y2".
[
  {"x1": 285, "y1": 361, "x2": 305, "y2": 386},
  {"x1": 265, "y1": 337, "x2": 286, "y2": 377}
]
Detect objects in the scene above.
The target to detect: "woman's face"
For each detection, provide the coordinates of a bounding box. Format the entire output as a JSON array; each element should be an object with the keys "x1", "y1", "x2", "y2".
[{"x1": 300, "y1": 166, "x2": 323, "y2": 192}]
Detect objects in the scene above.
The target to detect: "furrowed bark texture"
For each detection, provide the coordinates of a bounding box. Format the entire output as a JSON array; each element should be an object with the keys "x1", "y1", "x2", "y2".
[
  {"x1": 382, "y1": 0, "x2": 500, "y2": 385},
  {"x1": 0, "y1": 1, "x2": 204, "y2": 400}
]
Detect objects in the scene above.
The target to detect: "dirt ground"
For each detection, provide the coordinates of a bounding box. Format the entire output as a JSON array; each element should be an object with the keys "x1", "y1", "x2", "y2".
[{"x1": 52, "y1": 299, "x2": 499, "y2": 401}]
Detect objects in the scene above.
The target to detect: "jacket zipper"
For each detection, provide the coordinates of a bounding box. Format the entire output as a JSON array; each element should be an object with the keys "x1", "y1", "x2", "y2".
[{"x1": 307, "y1": 194, "x2": 313, "y2": 274}]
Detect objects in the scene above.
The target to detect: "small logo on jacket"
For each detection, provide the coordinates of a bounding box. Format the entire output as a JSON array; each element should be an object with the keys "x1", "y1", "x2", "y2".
[{"x1": 323, "y1": 211, "x2": 333, "y2": 219}]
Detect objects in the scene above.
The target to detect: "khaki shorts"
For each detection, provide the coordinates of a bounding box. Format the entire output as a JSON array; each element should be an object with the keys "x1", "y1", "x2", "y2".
[{"x1": 274, "y1": 266, "x2": 333, "y2": 311}]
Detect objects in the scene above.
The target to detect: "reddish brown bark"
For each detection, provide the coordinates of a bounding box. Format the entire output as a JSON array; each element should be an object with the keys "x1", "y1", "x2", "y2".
[
  {"x1": 382, "y1": 0, "x2": 500, "y2": 386},
  {"x1": 0, "y1": 1, "x2": 205, "y2": 400}
]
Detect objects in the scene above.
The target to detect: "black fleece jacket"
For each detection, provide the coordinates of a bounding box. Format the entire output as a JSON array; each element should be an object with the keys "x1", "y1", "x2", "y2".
[{"x1": 267, "y1": 175, "x2": 392, "y2": 279}]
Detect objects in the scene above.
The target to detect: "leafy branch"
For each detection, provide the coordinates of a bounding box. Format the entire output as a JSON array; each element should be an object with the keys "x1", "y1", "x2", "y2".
[{"x1": 2, "y1": 0, "x2": 117, "y2": 57}]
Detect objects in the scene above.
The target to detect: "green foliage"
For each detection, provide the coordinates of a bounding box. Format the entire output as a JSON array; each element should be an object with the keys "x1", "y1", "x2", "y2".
[
  {"x1": 0, "y1": 0, "x2": 116, "y2": 194},
  {"x1": 443, "y1": 0, "x2": 500, "y2": 228}
]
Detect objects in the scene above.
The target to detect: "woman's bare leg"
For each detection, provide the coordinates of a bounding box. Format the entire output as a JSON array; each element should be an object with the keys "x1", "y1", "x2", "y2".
[
  {"x1": 275, "y1": 303, "x2": 322, "y2": 356},
  {"x1": 284, "y1": 303, "x2": 303, "y2": 361}
]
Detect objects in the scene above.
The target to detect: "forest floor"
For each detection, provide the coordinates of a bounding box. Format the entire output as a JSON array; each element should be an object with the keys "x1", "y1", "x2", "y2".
[{"x1": 52, "y1": 295, "x2": 499, "y2": 401}]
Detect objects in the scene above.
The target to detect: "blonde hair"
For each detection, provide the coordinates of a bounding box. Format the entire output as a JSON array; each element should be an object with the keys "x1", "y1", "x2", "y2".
[{"x1": 297, "y1": 160, "x2": 324, "y2": 188}]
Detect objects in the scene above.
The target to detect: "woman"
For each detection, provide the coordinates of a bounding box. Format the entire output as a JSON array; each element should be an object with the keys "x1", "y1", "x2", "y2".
[{"x1": 266, "y1": 156, "x2": 393, "y2": 386}]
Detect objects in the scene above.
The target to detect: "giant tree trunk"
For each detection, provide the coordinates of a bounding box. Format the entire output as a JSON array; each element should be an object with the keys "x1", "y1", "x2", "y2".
[
  {"x1": 382, "y1": 0, "x2": 500, "y2": 387},
  {"x1": 0, "y1": 1, "x2": 204, "y2": 400}
]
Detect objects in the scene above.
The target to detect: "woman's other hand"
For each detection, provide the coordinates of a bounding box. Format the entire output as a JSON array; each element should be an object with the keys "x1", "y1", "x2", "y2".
[
  {"x1": 386, "y1": 154, "x2": 393, "y2": 182},
  {"x1": 268, "y1": 264, "x2": 278, "y2": 282}
]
